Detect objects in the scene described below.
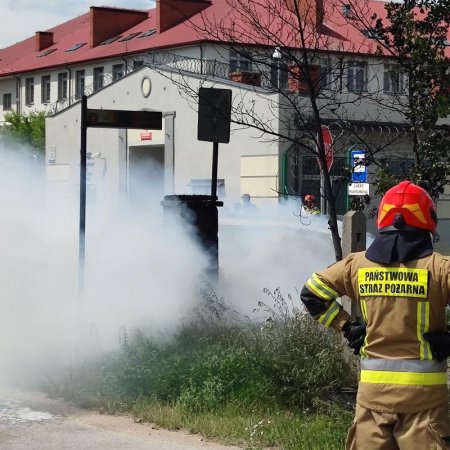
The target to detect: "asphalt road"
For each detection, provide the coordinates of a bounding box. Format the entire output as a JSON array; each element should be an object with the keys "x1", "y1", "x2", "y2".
[{"x1": 0, "y1": 388, "x2": 242, "y2": 450}]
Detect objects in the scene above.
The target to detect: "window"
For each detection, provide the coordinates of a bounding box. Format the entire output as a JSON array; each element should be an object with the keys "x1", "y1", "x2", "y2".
[
  {"x1": 284, "y1": 154, "x2": 347, "y2": 215},
  {"x1": 93, "y1": 67, "x2": 104, "y2": 91},
  {"x1": 3, "y1": 93, "x2": 12, "y2": 111},
  {"x1": 57, "y1": 72, "x2": 68, "y2": 101},
  {"x1": 133, "y1": 60, "x2": 144, "y2": 70},
  {"x1": 432, "y1": 38, "x2": 450, "y2": 47},
  {"x1": 138, "y1": 29, "x2": 156, "y2": 38},
  {"x1": 25, "y1": 77, "x2": 34, "y2": 105},
  {"x1": 75, "y1": 70, "x2": 85, "y2": 99},
  {"x1": 37, "y1": 48, "x2": 56, "y2": 57},
  {"x1": 270, "y1": 61, "x2": 288, "y2": 90},
  {"x1": 384, "y1": 65, "x2": 406, "y2": 94},
  {"x1": 342, "y1": 4, "x2": 352, "y2": 17},
  {"x1": 119, "y1": 33, "x2": 140, "y2": 42},
  {"x1": 362, "y1": 29, "x2": 382, "y2": 40},
  {"x1": 112, "y1": 63, "x2": 125, "y2": 81},
  {"x1": 347, "y1": 61, "x2": 367, "y2": 92},
  {"x1": 229, "y1": 48, "x2": 251, "y2": 73},
  {"x1": 319, "y1": 61, "x2": 333, "y2": 90},
  {"x1": 41, "y1": 75, "x2": 51, "y2": 103},
  {"x1": 66, "y1": 43, "x2": 86, "y2": 52},
  {"x1": 100, "y1": 36, "x2": 122, "y2": 45},
  {"x1": 287, "y1": 64, "x2": 320, "y2": 94}
]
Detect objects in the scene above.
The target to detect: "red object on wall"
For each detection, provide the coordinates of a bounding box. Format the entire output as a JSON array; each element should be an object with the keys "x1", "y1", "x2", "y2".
[
  {"x1": 288, "y1": 64, "x2": 320, "y2": 94},
  {"x1": 140, "y1": 132, "x2": 152, "y2": 140},
  {"x1": 229, "y1": 71, "x2": 261, "y2": 86},
  {"x1": 317, "y1": 125, "x2": 333, "y2": 172}
]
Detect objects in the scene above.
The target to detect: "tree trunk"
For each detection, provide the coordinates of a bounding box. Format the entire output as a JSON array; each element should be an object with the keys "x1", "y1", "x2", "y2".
[{"x1": 323, "y1": 172, "x2": 343, "y2": 261}]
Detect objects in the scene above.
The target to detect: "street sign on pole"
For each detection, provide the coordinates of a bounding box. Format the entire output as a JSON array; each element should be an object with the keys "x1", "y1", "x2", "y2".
[
  {"x1": 197, "y1": 87, "x2": 232, "y2": 199},
  {"x1": 348, "y1": 182, "x2": 370, "y2": 196},
  {"x1": 197, "y1": 87, "x2": 232, "y2": 144},
  {"x1": 86, "y1": 109, "x2": 162, "y2": 129},
  {"x1": 351, "y1": 150, "x2": 367, "y2": 182}
]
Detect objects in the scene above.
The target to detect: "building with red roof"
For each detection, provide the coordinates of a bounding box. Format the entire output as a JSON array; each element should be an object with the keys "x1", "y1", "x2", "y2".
[{"x1": 1, "y1": 0, "x2": 449, "y2": 242}]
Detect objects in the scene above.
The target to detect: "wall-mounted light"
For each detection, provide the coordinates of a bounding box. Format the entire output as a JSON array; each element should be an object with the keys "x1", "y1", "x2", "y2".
[{"x1": 272, "y1": 46, "x2": 282, "y2": 59}]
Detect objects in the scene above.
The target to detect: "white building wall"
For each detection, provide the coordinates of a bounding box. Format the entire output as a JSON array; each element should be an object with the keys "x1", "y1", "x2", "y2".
[
  {"x1": 4, "y1": 44, "x2": 449, "y2": 125},
  {"x1": 45, "y1": 66, "x2": 282, "y2": 211}
]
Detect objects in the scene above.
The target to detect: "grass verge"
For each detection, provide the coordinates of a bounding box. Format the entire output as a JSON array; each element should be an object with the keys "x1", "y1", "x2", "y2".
[
  {"x1": 41, "y1": 285, "x2": 358, "y2": 449},
  {"x1": 129, "y1": 400, "x2": 353, "y2": 450}
]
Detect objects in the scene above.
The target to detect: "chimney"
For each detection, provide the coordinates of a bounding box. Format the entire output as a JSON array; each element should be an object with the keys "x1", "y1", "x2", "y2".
[
  {"x1": 157, "y1": 0, "x2": 211, "y2": 34},
  {"x1": 284, "y1": 0, "x2": 324, "y2": 27},
  {"x1": 90, "y1": 7, "x2": 149, "y2": 47},
  {"x1": 35, "y1": 32, "x2": 54, "y2": 52}
]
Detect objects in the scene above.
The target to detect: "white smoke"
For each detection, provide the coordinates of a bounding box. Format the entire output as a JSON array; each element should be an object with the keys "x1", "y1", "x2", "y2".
[
  {"x1": 0, "y1": 142, "x2": 337, "y2": 384},
  {"x1": 218, "y1": 203, "x2": 336, "y2": 312},
  {"x1": 0, "y1": 143, "x2": 209, "y2": 383}
]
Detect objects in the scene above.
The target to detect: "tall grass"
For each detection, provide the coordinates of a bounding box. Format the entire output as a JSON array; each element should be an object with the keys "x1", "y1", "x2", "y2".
[{"x1": 43, "y1": 284, "x2": 358, "y2": 449}]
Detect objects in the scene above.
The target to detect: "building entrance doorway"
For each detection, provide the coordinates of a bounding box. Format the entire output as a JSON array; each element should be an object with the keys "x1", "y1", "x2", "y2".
[{"x1": 128, "y1": 145, "x2": 164, "y2": 208}]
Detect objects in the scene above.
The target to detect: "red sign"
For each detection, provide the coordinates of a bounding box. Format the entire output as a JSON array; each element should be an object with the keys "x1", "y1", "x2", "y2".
[
  {"x1": 140, "y1": 132, "x2": 153, "y2": 141},
  {"x1": 317, "y1": 125, "x2": 334, "y2": 172}
]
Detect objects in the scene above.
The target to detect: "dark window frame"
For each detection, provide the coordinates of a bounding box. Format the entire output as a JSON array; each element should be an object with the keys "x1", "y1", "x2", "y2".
[
  {"x1": 25, "y1": 77, "x2": 34, "y2": 105},
  {"x1": 93, "y1": 67, "x2": 104, "y2": 92},
  {"x1": 57, "y1": 72, "x2": 68, "y2": 101},
  {"x1": 75, "y1": 69, "x2": 85, "y2": 100},
  {"x1": 41, "y1": 75, "x2": 51, "y2": 103},
  {"x1": 3, "y1": 93, "x2": 12, "y2": 111},
  {"x1": 112, "y1": 63, "x2": 125, "y2": 81},
  {"x1": 347, "y1": 61, "x2": 368, "y2": 93}
]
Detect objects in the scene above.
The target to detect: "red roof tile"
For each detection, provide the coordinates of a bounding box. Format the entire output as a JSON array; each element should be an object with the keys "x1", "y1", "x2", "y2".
[{"x1": 0, "y1": 1, "x2": 448, "y2": 78}]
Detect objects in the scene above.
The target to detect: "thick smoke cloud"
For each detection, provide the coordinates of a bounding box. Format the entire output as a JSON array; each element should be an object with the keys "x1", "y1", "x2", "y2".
[
  {"x1": 0, "y1": 142, "x2": 335, "y2": 385},
  {"x1": 0, "y1": 143, "x2": 209, "y2": 383}
]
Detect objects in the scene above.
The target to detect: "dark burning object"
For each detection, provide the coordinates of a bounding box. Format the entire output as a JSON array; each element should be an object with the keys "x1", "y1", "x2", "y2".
[{"x1": 161, "y1": 195, "x2": 223, "y2": 280}]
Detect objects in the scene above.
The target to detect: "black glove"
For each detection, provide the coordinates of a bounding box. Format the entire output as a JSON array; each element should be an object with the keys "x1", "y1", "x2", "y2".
[
  {"x1": 423, "y1": 331, "x2": 450, "y2": 362},
  {"x1": 342, "y1": 320, "x2": 366, "y2": 355}
]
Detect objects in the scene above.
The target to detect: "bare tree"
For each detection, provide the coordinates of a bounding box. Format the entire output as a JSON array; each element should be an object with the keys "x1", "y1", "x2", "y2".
[
  {"x1": 153, "y1": 0, "x2": 409, "y2": 261},
  {"x1": 335, "y1": 0, "x2": 450, "y2": 201}
]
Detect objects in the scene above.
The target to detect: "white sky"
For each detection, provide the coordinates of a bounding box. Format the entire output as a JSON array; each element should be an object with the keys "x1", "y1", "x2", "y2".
[{"x1": 0, "y1": 0, "x2": 153, "y2": 48}]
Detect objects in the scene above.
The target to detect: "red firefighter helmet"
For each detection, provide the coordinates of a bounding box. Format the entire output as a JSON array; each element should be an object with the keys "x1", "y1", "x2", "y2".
[
  {"x1": 377, "y1": 181, "x2": 437, "y2": 233},
  {"x1": 304, "y1": 194, "x2": 315, "y2": 202}
]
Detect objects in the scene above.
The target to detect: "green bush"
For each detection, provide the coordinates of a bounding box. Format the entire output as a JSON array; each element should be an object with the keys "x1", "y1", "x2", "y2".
[{"x1": 44, "y1": 285, "x2": 357, "y2": 416}]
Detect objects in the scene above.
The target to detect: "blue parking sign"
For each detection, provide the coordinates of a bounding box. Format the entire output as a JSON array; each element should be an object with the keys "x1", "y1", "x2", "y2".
[{"x1": 351, "y1": 150, "x2": 367, "y2": 182}]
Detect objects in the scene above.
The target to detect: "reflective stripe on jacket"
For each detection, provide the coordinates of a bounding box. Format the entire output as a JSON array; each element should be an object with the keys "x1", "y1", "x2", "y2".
[{"x1": 301, "y1": 251, "x2": 450, "y2": 413}]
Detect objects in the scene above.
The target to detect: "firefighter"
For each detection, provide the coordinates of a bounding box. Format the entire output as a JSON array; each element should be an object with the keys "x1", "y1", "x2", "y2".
[
  {"x1": 303, "y1": 194, "x2": 320, "y2": 216},
  {"x1": 300, "y1": 180, "x2": 450, "y2": 449}
]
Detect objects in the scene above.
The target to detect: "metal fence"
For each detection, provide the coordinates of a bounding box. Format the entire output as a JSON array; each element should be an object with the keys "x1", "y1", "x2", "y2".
[{"x1": 45, "y1": 52, "x2": 236, "y2": 116}]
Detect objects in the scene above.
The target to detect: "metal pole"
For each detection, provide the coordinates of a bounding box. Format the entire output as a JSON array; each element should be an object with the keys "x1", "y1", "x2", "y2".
[
  {"x1": 320, "y1": 170, "x2": 325, "y2": 215},
  {"x1": 278, "y1": 60, "x2": 281, "y2": 89},
  {"x1": 79, "y1": 95, "x2": 87, "y2": 294},
  {"x1": 211, "y1": 141, "x2": 218, "y2": 199}
]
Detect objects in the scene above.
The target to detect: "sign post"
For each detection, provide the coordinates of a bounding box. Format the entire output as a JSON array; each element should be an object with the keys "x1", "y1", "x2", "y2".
[
  {"x1": 79, "y1": 98, "x2": 162, "y2": 293},
  {"x1": 197, "y1": 87, "x2": 232, "y2": 198},
  {"x1": 348, "y1": 150, "x2": 369, "y2": 196},
  {"x1": 193, "y1": 87, "x2": 232, "y2": 280}
]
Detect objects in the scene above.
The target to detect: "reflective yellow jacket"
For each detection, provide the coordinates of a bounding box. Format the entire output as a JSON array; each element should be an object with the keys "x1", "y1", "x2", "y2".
[{"x1": 301, "y1": 251, "x2": 450, "y2": 413}]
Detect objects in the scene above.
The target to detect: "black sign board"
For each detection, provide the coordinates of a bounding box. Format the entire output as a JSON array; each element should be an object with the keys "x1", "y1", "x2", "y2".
[
  {"x1": 86, "y1": 109, "x2": 162, "y2": 129},
  {"x1": 197, "y1": 88, "x2": 232, "y2": 143}
]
